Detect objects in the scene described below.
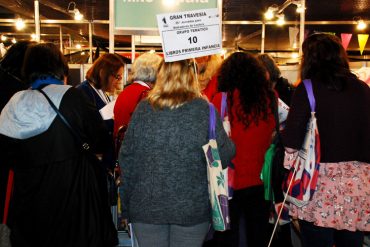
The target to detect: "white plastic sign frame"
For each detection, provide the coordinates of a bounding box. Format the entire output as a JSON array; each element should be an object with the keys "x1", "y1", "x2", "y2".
[{"x1": 157, "y1": 8, "x2": 222, "y2": 62}]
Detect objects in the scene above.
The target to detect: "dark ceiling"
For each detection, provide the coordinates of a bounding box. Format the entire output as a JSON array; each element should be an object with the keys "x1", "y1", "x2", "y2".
[{"x1": 0, "y1": 0, "x2": 369, "y2": 55}]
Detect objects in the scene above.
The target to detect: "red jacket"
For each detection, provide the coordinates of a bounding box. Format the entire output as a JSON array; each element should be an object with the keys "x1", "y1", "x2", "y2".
[
  {"x1": 212, "y1": 91, "x2": 275, "y2": 190},
  {"x1": 113, "y1": 82, "x2": 150, "y2": 138}
]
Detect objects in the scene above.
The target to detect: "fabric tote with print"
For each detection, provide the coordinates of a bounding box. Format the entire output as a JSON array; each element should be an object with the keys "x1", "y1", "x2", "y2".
[
  {"x1": 282, "y1": 79, "x2": 321, "y2": 208},
  {"x1": 203, "y1": 103, "x2": 230, "y2": 231}
]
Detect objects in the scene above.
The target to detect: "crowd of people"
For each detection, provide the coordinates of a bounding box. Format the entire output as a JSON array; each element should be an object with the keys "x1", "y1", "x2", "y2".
[{"x1": 0, "y1": 32, "x2": 369, "y2": 247}]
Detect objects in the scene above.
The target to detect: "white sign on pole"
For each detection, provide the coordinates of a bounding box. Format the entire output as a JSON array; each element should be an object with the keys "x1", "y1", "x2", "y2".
[{"x1": 156, "y1": 8, "x2": 222, "y2": 62}]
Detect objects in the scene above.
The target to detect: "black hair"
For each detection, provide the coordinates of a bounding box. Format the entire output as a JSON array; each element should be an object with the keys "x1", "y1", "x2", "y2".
[
  {"x1": 257, "y1": 53, "x2": 281, "y2": 85},
  {"x1": 22, "y1": 43, "x2": 69, "y2": 85},
  {"x1": 0, "y1": 41, "x2": 35, "y2": 81},
  {"x1": 218, "y1": 52, "x2": 273, "y2": 127}
]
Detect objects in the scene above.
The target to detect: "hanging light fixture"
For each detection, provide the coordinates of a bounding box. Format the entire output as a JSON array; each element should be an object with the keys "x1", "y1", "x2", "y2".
[
  {"x1": 67, "y1": 1, "x2": 84, "y2": 21},
  {"x1": 74, "y1": 10, "x2": 84, "y2": 21},
  {"x1": 276, "y1": 14, "x2": 286, "y2": 26},
  {"x1": 15, "y1": 18, "x2": 26, "y2": 30},
  {"x1": 356, "y1": 19, "x2": 367, "y2": 30},
  {"x1": 264, "y1": 5, "x2": 278, "y2": 20},
  {"x1": 291, "y1": 1, "x2": 306, "y2": 13}
]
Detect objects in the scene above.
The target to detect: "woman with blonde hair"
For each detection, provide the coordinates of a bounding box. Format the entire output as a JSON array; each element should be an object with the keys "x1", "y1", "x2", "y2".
[{"x1": 118, "y1": 59, "x2": 235, "y2": 247}]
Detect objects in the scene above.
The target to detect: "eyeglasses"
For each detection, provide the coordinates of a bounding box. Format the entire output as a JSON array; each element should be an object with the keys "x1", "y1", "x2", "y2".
[{"x1": 113, "y1": 74, "x2": 123, "y2": 81}]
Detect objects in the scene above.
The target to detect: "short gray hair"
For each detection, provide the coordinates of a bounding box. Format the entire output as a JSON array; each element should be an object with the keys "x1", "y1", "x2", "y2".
[{"x1": 131, "y1": 53, "x2": 162, "y2": 83}]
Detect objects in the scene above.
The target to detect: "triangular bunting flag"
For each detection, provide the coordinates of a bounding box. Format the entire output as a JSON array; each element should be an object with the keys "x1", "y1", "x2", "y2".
[
  {"x1": 358, "y1": 34, "x2": 369, "y2": 55},
  {"x1": 340, "y1": 33, "x2": 352, "y2": 50}
]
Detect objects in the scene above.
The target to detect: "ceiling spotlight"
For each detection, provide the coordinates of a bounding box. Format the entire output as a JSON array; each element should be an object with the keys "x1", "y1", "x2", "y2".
[
  {"x1": 357, "y1": 19, "x2": 367, "y2": 30},
  {"x1": 295, "y1": 3, "x2": 306, "y2": 13},
  {"x1": 276, "y1": 14, "x2": 285, "y2": 26},
  {"x1": 264, "y1": 5, "x2": 278, "y2": 20},
  {"x1": 74, "y1": 10, "x2": 84, "y2": 21},
  {"x1": 75, "y1": 44, "x2": 82, "y2": 49},
  {"x1": 1, "y1": 35, "x2": 7, "y2": 41},
  {"x1": 67, "y1": 1, "x2": 84, "y2": 21},
  {"x1": 15, "y1": 18, "x2": 26, "y2": 30}
]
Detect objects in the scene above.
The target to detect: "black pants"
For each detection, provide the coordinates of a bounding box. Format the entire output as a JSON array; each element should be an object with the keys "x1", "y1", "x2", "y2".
[
  {"x1": 299, "y1": 220, "x2": 364, "y2": 247},
  {"x1": 205, "y1": 185, "x2": 270, "y2": 247}
]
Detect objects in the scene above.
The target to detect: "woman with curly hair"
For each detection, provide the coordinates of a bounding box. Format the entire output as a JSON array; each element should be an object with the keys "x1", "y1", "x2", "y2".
[{"x1": 210, "y1": 52, "x2": 275, "y2": 247}]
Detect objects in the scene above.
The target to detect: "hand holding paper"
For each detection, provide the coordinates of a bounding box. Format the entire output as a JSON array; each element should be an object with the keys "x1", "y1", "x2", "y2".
[{"x1": 99, "y1": 100, "x2": 116, "y2": 120}]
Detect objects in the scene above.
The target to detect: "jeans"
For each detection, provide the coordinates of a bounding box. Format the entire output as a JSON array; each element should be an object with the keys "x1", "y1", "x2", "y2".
[
  {"x1": 132, "y1": 222, "x2": 210, "y2": 247},
  {"x1": 299, "y1": 220, "x2": 364, "y2": 247}
]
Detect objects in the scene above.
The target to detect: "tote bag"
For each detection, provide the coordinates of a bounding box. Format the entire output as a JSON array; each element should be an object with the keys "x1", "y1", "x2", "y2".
[
  {"x1": 282, "y1": 79, "x2": 321, "y2": 207},
  {"x1": 202, "y1": 103, "x2": 230, "y2": 231}
]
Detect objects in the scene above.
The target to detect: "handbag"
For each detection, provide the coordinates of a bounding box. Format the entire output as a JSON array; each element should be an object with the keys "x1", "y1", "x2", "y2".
[
  {"x1": 0, "y1": 169, "x2": 14, "y2": 247},
  {"x1": 202, "y1": 103, "x2": 230, "y2": 232},
  {"x1": 282, "y1": 79, "x2": 321, "y2": 207}
]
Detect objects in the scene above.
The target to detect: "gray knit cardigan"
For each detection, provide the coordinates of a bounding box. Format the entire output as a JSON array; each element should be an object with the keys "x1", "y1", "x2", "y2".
[{"x1": 119, "y1": 98, "x2": 235, "y2": 225}]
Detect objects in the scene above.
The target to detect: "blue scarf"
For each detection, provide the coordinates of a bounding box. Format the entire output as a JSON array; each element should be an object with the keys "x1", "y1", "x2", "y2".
[{"x1": 31, "y1": 76, "x2": 64, "y2": 89}]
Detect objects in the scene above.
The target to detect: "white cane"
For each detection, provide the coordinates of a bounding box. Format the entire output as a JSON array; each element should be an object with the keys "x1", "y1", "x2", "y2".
[{"x1": 267, "y1": 166, "x2": 297, "y2": 247}]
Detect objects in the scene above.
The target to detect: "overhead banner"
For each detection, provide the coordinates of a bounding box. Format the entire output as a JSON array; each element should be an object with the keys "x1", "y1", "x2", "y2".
[
  {"x1": 157, "y1": 8, "x2": 222, "y2": 62},
  {"x1": 358, "y1": 34, "x2": 369, "y2": 55},
  {"x1": 115, "y1": 0, "x2": 218, "y2": 33},
  {"x1": 340, "y1": 33, "x2": 352, "y2": 50}
]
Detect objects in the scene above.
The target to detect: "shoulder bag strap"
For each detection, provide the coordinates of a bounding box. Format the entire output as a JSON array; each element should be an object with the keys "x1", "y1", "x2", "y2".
[
  {"x1": 37, "y1": 88, "x2": 90, "y2": 151},
  {"x1": 302, "y1": 79, "x2": 316, "y2": 112},
  {"x1": 271, "y1": 93, "x2": 280, "y2": 134},
  {"x1": 220, "y1": 92, "x2": 228, "y2": 119},
  {"x1": 208, "y1": 103, "x2": 216, "y2": 140}
]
